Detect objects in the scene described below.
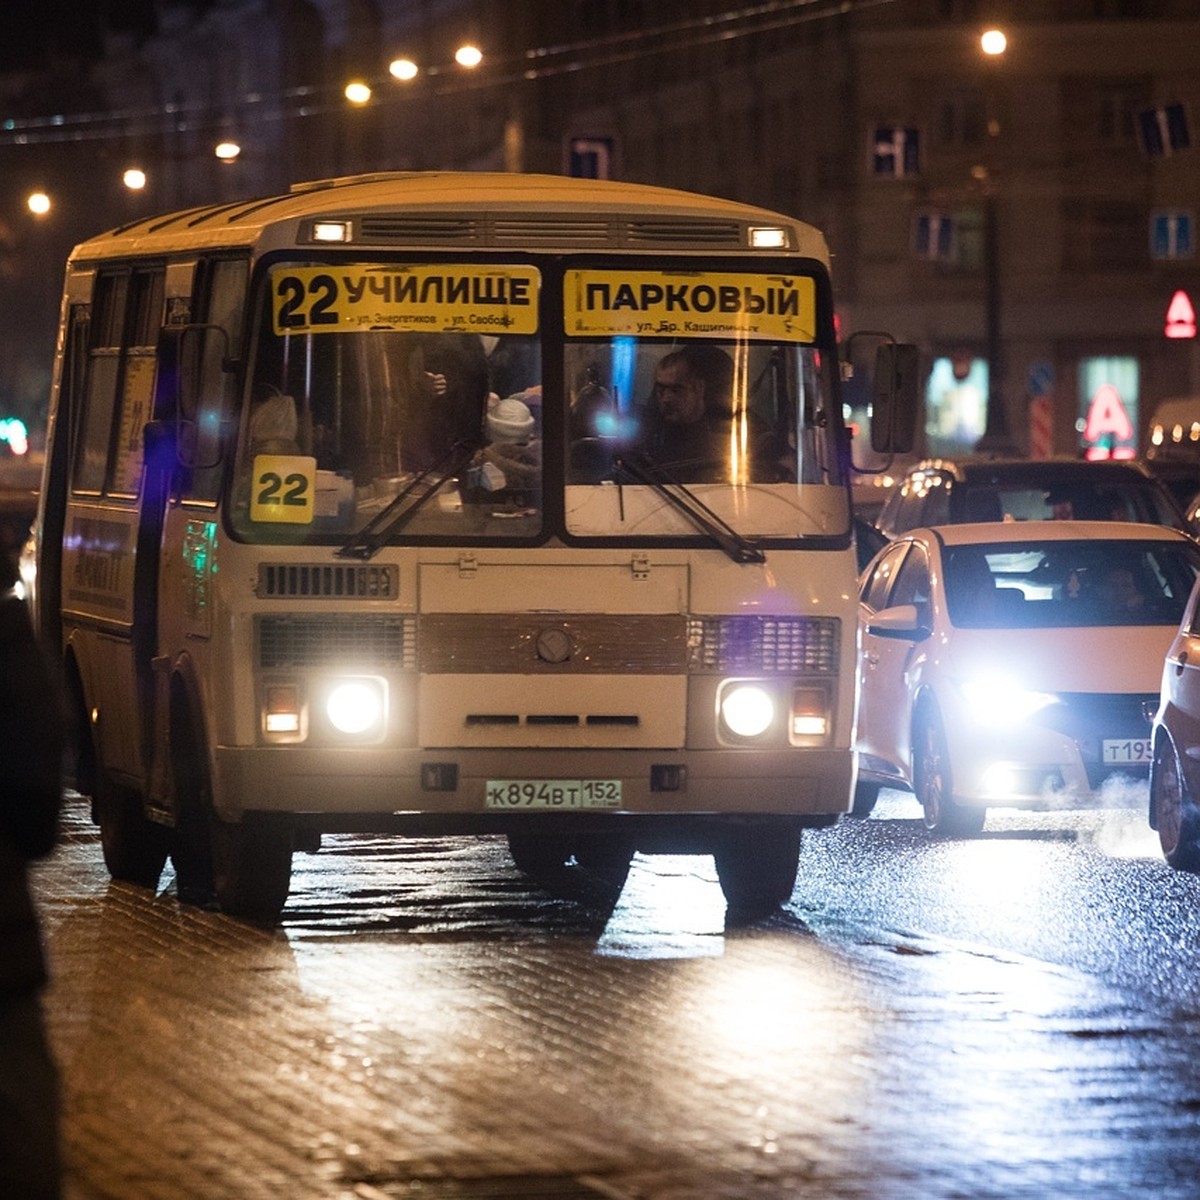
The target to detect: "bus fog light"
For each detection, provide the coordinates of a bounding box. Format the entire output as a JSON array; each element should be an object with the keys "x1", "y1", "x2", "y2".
[
  {"x1": 792, "y1": 687, "x2": 829, "y2": 739},
  {"x1": 720, "y1": 684, "x2": 775, "y2": 739},
  {"x1": 326, "y1": 678, "x2": 386, "y2": 736},
  {"x1": 265, "y1": 684, "x2": 301, "y2": 734}
]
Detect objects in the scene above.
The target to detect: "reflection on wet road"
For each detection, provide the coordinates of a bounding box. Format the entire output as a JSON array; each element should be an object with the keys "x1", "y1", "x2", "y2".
[{"x1": 36, "y1": 791, "x2": 1200, "y2": 1199}]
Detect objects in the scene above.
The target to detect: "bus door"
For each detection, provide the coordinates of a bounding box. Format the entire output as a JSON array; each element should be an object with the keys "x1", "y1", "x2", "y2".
[
  {"x1": 60, "y1": 265, "x2": 166, "y2": 798},
  {"x1": 148, "y1": 256, "x2": 248, "y2": 808}
]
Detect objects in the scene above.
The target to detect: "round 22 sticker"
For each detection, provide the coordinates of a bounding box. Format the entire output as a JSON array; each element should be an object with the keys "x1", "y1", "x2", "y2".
[{"x1": 250, "y1": 455, "x2": 317, "y2": 524}]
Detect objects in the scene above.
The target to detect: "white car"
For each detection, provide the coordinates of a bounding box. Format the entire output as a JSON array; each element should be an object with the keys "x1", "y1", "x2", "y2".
[
  {"x1": 855, "y1": 521, "x2": 1200, "y2": 834},
  {"x1": 1149, "y1": 571, "x2": 1200, "y2": 871}
]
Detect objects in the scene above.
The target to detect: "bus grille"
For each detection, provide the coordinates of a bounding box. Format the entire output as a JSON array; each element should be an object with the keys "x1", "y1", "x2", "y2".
[
  {"x1": 357, "y1": 216, "x2": 479, "y2": 242},
  {"x1": 687, "y1": 616, "x2": 840, "y2": 674},
  {"x1": 257, "y1": 616, "x2": 415, "y2": 669},
  {"x1": 257, "y1": 563, "x2": 398, "y2": 599},
  {"x1": 627, "y1": 219, "x2": 742, "y2": 246},
  {"x1": 351, "y1": 213, "x2": 747, "y2": 250}
]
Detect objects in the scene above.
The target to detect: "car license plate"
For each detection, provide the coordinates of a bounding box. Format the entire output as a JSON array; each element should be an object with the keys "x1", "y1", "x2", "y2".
[
  {"x1": 485, "y1": 779, "x2": 622, "y2": 809},
  {"x1": 1101, "y1": 738, "x2": 1152, "y2": 765}
]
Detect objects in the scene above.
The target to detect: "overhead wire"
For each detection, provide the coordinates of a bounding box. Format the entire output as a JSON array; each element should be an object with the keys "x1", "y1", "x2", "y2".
[{"x1": 0, "y1": 0, "x2": 901, "y2": 147}]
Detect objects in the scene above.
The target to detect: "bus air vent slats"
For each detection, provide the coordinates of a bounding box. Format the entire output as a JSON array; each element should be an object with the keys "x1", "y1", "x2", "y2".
[
  {"x1": 258, "y1": 563, "x2": 398, "y2": 599},
  {"x1": 626, "y1": 219, "x2": 742, "y2": 246},
  {"x1": 257, "y1": 615, "x2": 413, "y2": 669},
  {"x1": 357, "y1": 216, "x2": 480, "y2": 243},
  {"x1": 490, "y1": 218, "x2": 611, "y2": 247}
]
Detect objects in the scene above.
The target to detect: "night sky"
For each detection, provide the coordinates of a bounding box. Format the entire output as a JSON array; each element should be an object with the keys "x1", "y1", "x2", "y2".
[{"x1": 0, "y1": 1, "x2": 213, "y2": 71}]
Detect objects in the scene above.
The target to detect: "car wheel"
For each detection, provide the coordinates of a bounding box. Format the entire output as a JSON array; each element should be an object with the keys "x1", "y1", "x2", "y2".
[
  {"x1": 712, "y1": 819, "x2": 802, "y2": 918},
  {"x1": 1152, "y1": 737, "x2": 1200, "y2": 872},
  {"x1": 913, "y1": 706, "x2": 985, "y2": 837},
  {"x1": 850, "y1": 781, "x2": 881, "y2": 818}
]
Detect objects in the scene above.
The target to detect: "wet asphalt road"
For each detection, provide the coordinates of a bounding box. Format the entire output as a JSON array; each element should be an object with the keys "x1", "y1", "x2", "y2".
[{"x1": 31, "y1": 788, "x2": 1200, "y2": 1199}]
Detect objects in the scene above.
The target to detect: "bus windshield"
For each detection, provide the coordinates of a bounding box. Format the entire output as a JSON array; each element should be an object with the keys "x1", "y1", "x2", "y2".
[{"x1": 229, "y1": 260, "x2": 846, "y2": 546}]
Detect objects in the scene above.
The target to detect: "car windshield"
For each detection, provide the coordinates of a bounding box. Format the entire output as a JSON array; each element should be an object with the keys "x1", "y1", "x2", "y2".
[
  {"x1": 953, "y1": 474, "x2": 1184, "y2": 527},
  {"x1": 945, "y1": 540, "x2": 1200, "y2": 629}
]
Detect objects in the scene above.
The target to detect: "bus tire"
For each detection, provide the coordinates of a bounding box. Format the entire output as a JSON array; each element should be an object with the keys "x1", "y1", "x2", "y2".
[
  {"x1": 713, "y1": 820, "x2": 802, "y2": 917},
  {"x1": 850, "y1": 781, "x2": 881, "y2": 818},
  {"x1": 506, "y1": 831, "x2": 573, "y2": 879},
  {"x1": 94, "y1": 771, "x2": 169, "y2": 889},
  {"x1": 72, "y1": 674, "x2": 167, "y2": 889},
  {"x1": 573, "y1": 834, "x2": 635, "y2": 887},
  {"x1": 211, "y1": 817, "x2": 293, "y2": 923}
]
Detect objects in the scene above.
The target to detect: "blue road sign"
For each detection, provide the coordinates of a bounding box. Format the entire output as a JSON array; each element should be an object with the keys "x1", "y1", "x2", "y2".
[{"x1": 1151, "y1": 211, "x2": 1195, "y2": 259}]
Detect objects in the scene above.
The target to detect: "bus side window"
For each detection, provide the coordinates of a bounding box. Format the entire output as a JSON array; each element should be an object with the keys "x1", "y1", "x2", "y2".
[
  {"x1": 184, "y1": 257, "x2": 248, "y2": 503},
  {"x1": 73, "y1": 272, "x2": 129, "y2": 494}
]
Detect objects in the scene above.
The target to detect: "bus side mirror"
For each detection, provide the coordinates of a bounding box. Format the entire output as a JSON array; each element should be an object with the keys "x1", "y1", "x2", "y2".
[
  {"x1": 156, "y1": 323, "x2": 236, "y2": 471},
  {"x1": 870, "y1": 343, "x2": 919, "y2": 454}
]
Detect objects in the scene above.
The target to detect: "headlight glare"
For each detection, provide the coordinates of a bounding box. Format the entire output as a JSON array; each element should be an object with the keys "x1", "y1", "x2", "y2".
[
  {"x1": 326, "y1": 678, "x2": 386, "y2": 737},
  {"x1": 720, "y1": 684, "x2": 776, "y2": 739},
  {"x1": 960, "y1": 677, "x2": 1056, "y2": 727}
]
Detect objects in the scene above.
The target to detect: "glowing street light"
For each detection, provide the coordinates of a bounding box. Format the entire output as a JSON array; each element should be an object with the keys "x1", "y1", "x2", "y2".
[
  {"x1": 214, "y1": 141, "x2": 241, "y2": 162},
  {"x1": 123, "y1": 168, "x2": 147, "y2": 190},
  {"x1": 27, "y1": 191, "x2": 50, "y2": 216},
  {"x1": 344, "y1": 80, "x2": 372, "y2": 105},
  {"x1": 981, "y1": 28, "x2": 1008, "y2": 56},
  {"x1": 454, "y1": 44, "x2": 483, "y2": 69},
  {"x1": 974, "y1": 26, "x2": 1016, "y2": 456},
  {"x1": 389, "y1": 57, "x2": 419, "y2": 82}
]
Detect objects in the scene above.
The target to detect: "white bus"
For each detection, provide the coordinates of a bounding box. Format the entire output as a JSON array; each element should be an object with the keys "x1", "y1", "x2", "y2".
[{"x1": 30, "y1": 171, "x2": 914, "y2": 921}]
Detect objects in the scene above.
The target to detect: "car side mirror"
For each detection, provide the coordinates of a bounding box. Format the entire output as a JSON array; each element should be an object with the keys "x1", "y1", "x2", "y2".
[{"x1": 866, "y1": 602, "x2": 929, "y2": 641}]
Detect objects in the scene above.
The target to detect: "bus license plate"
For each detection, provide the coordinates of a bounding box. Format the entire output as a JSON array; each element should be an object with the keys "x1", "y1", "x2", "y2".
[
  {"x1": 485, "y1": 779, "x2": 623, "y2": 809},
  {"x1": 1101, "y1": 738, "x2": 1152, "y2": 765}
]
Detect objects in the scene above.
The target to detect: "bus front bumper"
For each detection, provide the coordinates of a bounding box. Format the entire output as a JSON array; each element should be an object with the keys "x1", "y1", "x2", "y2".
[{"x1": 212, "y1": 745, "x2": 853, "y2": 832}]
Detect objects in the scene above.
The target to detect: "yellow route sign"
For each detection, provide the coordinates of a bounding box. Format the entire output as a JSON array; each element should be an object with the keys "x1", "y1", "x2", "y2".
[
  {"x1": 271, "y1": 265, "x2": 540, "y2": 335},
  {"x1": 564, "y1": 269, "x2": 816, "y2": 342}
]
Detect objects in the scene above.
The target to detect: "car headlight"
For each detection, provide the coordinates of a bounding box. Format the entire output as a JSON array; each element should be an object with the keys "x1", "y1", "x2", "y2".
[
  {"x1": 959, "y1": 677, "x2": 1056, "y2": 727},
  {"x1": 720, "y1": 683, "x2": 776, "y2": 739},
  {"x1": 324, "y1": 677, "x2": 387, "y2": 738}
]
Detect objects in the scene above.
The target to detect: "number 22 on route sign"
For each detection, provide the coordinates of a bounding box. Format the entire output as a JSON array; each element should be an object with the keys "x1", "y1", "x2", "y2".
[{"x1": 250, "y1": 455, "x2": 317, "y2": 524}]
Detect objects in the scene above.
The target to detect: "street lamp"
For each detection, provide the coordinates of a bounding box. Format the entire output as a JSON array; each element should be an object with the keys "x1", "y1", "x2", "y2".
[
  {"x1": 27, "y1": 191, "x2": 51, "y2": 216},
  {"x1": 973, "y1": 27, "x2": 1019, "y2": 456}
]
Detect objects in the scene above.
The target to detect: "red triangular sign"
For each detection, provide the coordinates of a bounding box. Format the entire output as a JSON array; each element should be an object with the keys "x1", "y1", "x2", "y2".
[{"x1": 1165, "y1": 289, "x2": 1197, "y2": 339}]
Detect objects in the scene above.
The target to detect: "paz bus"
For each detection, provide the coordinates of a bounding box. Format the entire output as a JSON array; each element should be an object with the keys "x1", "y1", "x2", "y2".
[{"x1": 28, "y1": 171, "x2": 915, "y2": 921}]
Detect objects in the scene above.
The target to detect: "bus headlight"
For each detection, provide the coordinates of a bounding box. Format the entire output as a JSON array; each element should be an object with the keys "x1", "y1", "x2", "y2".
[
  {"x1": 720, "y1": 683, "x2": 776, "y2": 740},
  {"x1": 324, "y1": 677, "x2": 387, "y2": 739}
]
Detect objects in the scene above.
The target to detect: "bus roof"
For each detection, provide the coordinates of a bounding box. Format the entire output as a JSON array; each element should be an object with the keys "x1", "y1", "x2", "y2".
[{"x1": 68, "y1": 171, "x2": 831, "y2": 266}]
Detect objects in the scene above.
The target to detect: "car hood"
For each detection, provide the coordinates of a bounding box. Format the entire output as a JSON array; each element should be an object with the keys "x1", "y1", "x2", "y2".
[{"x1": 946, "y1": 625, "x2": 1172, "y2": 694}]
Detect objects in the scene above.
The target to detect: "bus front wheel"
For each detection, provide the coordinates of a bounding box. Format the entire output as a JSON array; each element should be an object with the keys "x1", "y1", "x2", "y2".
[
  {"x1": 211, "y1": 816, "x2": 293, "y2": 923},
  {"x1": 712, "y1": 820, "x2": 802, "y2": 918}
]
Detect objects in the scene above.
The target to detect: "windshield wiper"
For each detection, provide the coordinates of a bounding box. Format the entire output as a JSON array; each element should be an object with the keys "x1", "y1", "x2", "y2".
[
  {"x1": 613, "y1": 452, "x2": 767, "y2": 565},
  {"x1": 336, "y1": 439, "x2": 479, "y2": 561}
]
